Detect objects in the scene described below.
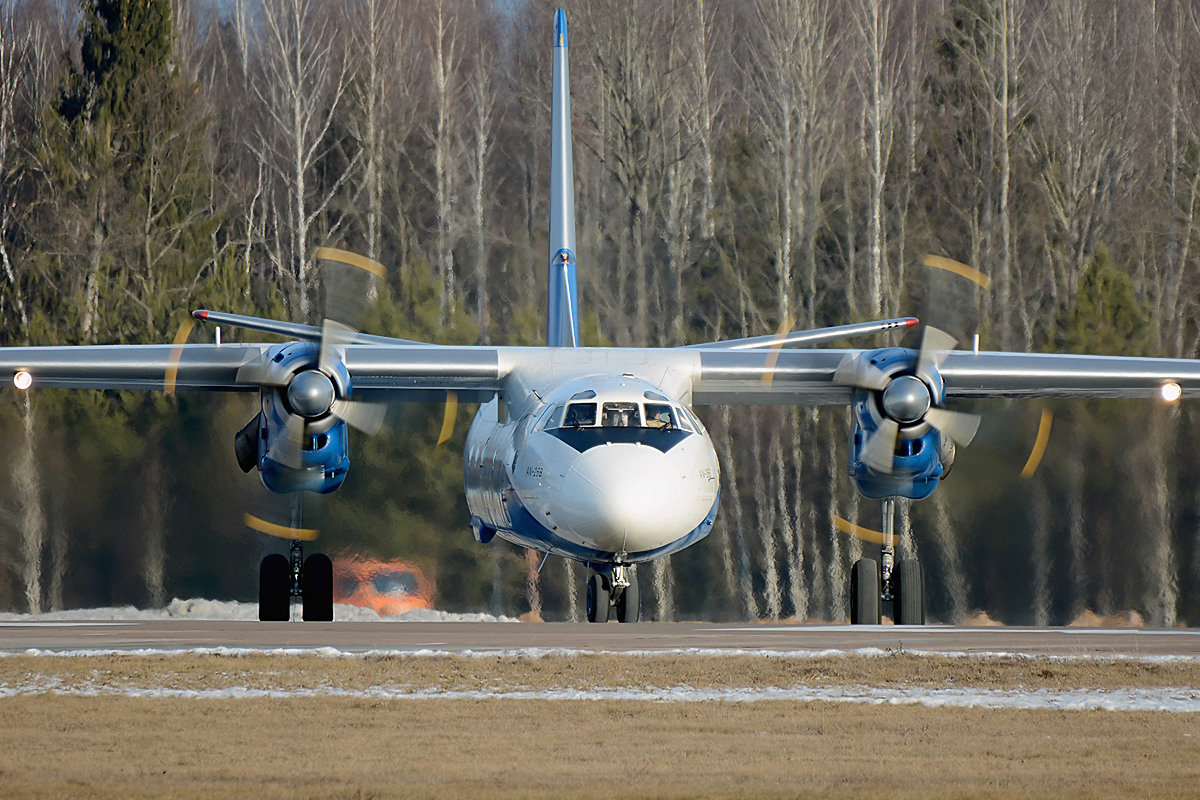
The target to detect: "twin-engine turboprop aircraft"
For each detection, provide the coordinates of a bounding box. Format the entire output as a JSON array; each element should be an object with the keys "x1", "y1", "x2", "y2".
[{"x1": 4, "y1": 10, "x2": 1200, "y2": 623}]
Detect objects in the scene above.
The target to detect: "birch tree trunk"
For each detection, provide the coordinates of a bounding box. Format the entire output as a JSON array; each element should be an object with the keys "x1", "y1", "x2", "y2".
[{"x1": 251, "y1": 0, "x2": 352, "y2": 320}]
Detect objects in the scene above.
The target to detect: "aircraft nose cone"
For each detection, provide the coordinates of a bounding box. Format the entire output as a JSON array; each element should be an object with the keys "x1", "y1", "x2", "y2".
[{"x1": 558, "y1": 444, "x2": 712, "y2": 553}]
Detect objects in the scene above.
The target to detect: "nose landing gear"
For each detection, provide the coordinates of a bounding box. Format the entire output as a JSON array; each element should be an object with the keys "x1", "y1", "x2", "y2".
[
  {"x1": 849, "y1": 497, "x2": 926, "y2": 625},
  {"x1": 585, "y1": 564, "x2": 640, "y2": 623}
]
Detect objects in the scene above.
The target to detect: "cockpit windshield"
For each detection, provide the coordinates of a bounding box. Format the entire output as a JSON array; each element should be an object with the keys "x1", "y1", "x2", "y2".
[
  {"x1": 562, "y1": 402, "x2": 597, "y2": 427},
  {"x1": 601, "y1": 402, "x2": 641, "y2": 427},
  {"x1": 551, "y1": 398, "x2": 692, "y2": 431}
]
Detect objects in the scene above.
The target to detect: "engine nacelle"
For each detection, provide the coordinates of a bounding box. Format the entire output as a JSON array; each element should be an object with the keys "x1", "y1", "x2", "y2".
[
  {"x1": 248, "y1": 341, "x2": 352, "y2": 495},
  {"x1": 847, "y1": 347, "x2": 946, "y2": 501}
]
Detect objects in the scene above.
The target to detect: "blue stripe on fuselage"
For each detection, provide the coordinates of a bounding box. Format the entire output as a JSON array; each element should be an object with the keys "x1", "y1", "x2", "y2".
[{"x1": 493, "y1": 484, "x2": 719, "y2": 565}]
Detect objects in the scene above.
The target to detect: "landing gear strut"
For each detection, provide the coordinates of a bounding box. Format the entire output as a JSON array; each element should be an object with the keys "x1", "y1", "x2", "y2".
[
  {"x1": 585, "y1": 564, "x2": 640, "y2": 623},
  {"x1": 849, "y1": 497, "x2": 925, "y2": 625},
  {"x1": 258, "y1": 539, "x2": 334, "y2": 622}
]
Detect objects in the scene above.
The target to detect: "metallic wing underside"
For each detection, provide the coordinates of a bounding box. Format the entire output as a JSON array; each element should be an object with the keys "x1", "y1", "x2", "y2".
[
  {"x1": 691, "y1": 348, "x2": 1200, "y2": 405},
  {"x1": 0, "y1": 344, "x2": 501, "y2": 401},
  {"x1": 1, "y1": 342, "x2": 1198, "y2": 405}
]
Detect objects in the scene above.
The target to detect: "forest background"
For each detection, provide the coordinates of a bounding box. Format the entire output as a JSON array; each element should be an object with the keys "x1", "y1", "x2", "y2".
[{"x1": 1, "y1": 0, "x2": 1199, "y2": 625}]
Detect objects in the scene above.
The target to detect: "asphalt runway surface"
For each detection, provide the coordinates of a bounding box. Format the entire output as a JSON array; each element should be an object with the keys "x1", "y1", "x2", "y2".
[{"x1": 1, "y1": 620, "x2": 1199, "y2": 657}]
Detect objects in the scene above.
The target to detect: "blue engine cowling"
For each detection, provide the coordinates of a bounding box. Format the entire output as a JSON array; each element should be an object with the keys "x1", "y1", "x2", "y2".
[
  {"x1": 255, "y1": 341, "x2": 351, "y2": 495},
  {"x1": 847, "y1": 347, "x2": 952, "y2": 501}
]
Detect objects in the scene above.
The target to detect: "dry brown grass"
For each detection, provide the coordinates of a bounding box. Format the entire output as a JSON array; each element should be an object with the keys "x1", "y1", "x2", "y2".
[
  {"x1": 2, "y1": 653, "x2": 1199, "y2": 798},
  {"x1": 1, "y1": 695, "x2": 1198, "y2": 799},
  {"x1": 2, "y1": 651, "x2": 1199, "y2": 692}
]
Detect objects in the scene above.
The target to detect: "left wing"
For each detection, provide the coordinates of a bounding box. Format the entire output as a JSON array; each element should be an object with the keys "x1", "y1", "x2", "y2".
[{"x1": 692, "y1": 348, "x2": 1200, "y2": 405}]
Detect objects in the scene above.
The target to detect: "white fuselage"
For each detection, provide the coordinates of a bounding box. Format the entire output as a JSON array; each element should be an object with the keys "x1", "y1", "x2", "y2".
[{"x1": 463, "y1": 374, "x2": 720, "y2": 565}]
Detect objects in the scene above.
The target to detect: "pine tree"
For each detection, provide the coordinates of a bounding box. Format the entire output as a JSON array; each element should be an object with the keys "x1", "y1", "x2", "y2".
[{"x1": 28, "y1": 0, "x2": 248, "y2": 607}]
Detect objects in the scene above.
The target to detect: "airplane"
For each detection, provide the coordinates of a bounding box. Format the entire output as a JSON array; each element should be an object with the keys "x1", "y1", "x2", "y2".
[{"x1": 3, "y1": 8, "x2": 1200, "y2": 624}]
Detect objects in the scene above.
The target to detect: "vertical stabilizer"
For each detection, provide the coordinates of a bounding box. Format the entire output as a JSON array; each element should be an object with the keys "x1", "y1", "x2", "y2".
[{"x1": 546, "y1": 8, "x2": 579, "y2": 347}]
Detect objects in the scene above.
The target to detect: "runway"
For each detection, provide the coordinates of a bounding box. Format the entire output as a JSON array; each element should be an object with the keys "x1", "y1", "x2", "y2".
[{"x1": 2, "y1": 619, "x2": 1200, "y2": 658}]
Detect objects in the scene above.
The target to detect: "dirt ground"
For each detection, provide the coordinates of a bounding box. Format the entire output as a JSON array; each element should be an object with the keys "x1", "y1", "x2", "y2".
[
  {"x1": 1, "y1": 695, "x2": 1198, "y2": 799},
  {"x1": 1, "y1": 653, "x2": 1198, "y2": 799}
]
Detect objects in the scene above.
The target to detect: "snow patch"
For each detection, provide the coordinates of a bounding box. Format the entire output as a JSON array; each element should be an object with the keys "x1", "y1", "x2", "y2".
[
  {"x1": 0, "y1": 599, "x2": 515, "y2": 624},
  {"x1": 2, "y1": 678, "x2": 1200, "y2": 712}
]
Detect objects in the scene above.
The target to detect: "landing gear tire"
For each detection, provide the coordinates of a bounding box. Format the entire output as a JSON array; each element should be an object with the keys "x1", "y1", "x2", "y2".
[
  {"x1": 302, "y1": 553, "x2": 334, "y2": 621},
  {"x1": 893, "y1": 559, "x2": 925, "y2": 625},
  {"x1": 850, "y1": 558, "x2": 881, "y2": 625},
  {"x1": 586, "y1": 571, "x2": 610, "y2": 623},
  {"x1": 615, "y1": 570, "x2": 640, "y2": 623},
  {"x1": 259, "y1": 553, "x2": 290, "y2": 621}
]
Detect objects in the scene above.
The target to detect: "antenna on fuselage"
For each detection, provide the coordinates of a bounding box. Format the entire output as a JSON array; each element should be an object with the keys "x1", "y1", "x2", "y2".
[{"x1": 546, "y1": 8, "x2": 579, "y2": 348}]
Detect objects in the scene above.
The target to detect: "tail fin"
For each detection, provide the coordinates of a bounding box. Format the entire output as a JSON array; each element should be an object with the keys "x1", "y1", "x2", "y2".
[{"x1": 546, "y1": 8, "x2": 579, "y2": 347}]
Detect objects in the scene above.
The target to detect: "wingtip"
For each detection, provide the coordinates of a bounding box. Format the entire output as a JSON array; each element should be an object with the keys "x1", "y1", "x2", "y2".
[
  {"x1": 904, "y1": 317, "x2": 919, "y2": 328},
  {"x1": 554, "y1": 8, "x2": 567, "y2": 46},
  {"x1": 192, "y1": 310, "x2": 209, "y2": 320}
]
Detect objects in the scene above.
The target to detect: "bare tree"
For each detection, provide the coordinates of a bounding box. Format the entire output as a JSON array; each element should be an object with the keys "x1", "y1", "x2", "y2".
[
  {"x1": 464, "y1": 5, "x2": 501, "y2": 335},
  {"x1": 1024, "y1": 0, "x2": 1139, "y2": 306},
  {"x1": 349, "y1": 0, "x2": 398, "y2": 265},
  {"x1": 683, "y1": 0, "x2": 727, "y2": 243},
  {"x1": 747, "y1": 0, "x2": 841, "y2": 327},
  {"x1": 249, "y1": 0, "x2": 355, "y2": 319},
  {"x1": 1156, "y1": 0, "x2": 1200, "y2": 358},
  {"x1": 422, "y1": 0, "x2": 465, "y2": 322},
  {"x1": 0, "y1": 7, "x2": 28, "y2": 335},
  {"x1": 852, "y1": 0, "x2": 905, "y2": 317},
  {"x1": 579, "y1": 0, "x2": 681, "y2": 346}
]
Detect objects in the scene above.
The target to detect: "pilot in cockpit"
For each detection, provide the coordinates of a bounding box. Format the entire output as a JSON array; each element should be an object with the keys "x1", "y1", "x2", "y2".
[
  {"x1": 563, "y1": 403, "x2": 596, "y2": 427},
  {"x1": 645, "y1": 403, "x2": 674, "y2": 429}
]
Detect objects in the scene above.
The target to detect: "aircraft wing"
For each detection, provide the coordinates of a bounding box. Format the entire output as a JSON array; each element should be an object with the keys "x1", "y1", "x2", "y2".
[
  {"x1": 691, "y1": 348, "x2": 1200, "y2": 405},
  {"x1": 6, "y1": 342, "x2": 1198, "y2": 405},
  {"x1": 938, "y1": 350, "x2": 1200, "y2": 399},
  {"x1": 0, "y1": 343, "x2": 502, "y2": 400}
]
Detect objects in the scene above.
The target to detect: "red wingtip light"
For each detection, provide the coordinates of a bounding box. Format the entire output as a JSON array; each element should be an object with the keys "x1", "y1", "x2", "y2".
[
  {"x1": 192, "y1": 310, "x2": 208, "y2": 320},
  {"x1": 904, "y1": 317, "x2": 919, "y2": 328},
  {"x1": 13, "y1": 371, "x2": 32, "y2": 390}
]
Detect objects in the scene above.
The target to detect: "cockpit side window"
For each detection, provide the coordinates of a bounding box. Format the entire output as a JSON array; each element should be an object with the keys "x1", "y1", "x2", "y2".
[
  {"x1": 536, "y1": 403, "x2": 565, "y2": 431},
  {"x1": 673, "y1": 407, "x2": 694, "y2": 431},
  {"x1": 644, "y1": 403, "x2": 675, "y2": 429},
  {"x1": 562, "y1": 402, "x2": 597, "y2": 427},
  {"x1": 601, "y1": 402, "x2": 641, "y2": 427}
]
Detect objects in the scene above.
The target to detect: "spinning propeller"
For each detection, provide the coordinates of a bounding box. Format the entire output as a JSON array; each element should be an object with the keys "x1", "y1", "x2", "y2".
[
  {"x1": 232, "y1": 252, "x2": 388, "y2": 475},
  {"x1": 833, "y1": 326, "x2": 981, "y2": 474},
  {"x1": 175, "y1": 248, "x2": 393, "y2": 540}
]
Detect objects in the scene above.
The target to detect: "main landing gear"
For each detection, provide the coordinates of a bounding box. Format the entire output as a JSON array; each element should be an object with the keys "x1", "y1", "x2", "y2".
[
  {"x1": 586, "y1": 564, "x2": 640, "y2": 623},
  {"x1": 850, "y1": 497, "x2": 926, "y2": 625},
  {"x1": 259, "y1": 539, "x2": 334, "y2": 621}
]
